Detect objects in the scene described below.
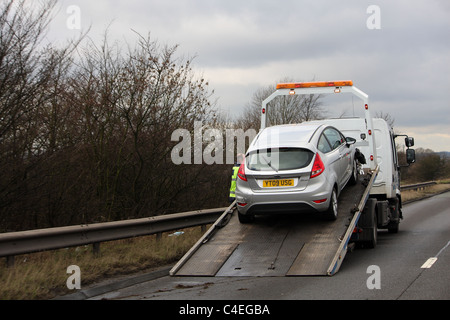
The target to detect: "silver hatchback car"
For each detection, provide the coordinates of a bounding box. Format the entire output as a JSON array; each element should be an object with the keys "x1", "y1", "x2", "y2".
[{"x1": 235, "y1": 122, "x2": 357, "y2": 223}]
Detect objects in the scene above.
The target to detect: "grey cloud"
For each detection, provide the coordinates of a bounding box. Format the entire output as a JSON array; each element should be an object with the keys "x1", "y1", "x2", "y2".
[{"x1": 48, "y1": 0, "x2": 450, "y2": 150}]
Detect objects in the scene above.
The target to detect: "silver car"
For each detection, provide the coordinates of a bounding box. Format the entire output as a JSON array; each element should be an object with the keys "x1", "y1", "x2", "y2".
[{"x1": 235, "y1": 122, "x2": 357, "y2": 223}]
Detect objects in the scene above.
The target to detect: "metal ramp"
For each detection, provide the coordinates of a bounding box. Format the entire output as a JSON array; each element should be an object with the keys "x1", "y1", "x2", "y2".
[{"x1": 171, "y1": 169, "x2": 377, "y2": 277}]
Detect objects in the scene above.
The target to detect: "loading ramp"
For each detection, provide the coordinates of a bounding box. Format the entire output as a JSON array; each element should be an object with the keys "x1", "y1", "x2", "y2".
[{"x1": 170, "y1": 168, "x2": 378, "y2": 277}]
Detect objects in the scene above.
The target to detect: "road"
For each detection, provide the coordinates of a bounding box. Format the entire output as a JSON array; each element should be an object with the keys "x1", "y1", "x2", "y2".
[{"x1": 89, "y1": 192, "x2": 450, "y2": 301}]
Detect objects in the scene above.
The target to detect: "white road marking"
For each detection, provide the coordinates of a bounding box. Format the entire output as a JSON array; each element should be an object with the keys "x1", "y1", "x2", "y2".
[
  {"x1": 420, "y1": 240, "x2": 450, "y2": 269},
  {"x1": 420, "y1": 257, "x2": 437, "y2": 269}
]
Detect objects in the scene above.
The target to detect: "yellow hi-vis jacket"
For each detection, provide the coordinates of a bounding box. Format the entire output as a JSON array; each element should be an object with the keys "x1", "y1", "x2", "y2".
[{"x1": 229, "y1": 165, "x2": 240, "y2": 199}]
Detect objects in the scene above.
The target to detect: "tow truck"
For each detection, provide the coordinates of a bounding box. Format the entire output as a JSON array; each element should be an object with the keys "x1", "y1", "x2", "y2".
[{"x1": 170, "y1": 80, "x2": 415, "y2": 277}]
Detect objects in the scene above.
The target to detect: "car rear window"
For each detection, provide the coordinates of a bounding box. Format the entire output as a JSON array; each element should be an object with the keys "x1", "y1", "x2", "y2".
[{"x1": 247, "y1": 148, "x2": 314, "y2": 171}]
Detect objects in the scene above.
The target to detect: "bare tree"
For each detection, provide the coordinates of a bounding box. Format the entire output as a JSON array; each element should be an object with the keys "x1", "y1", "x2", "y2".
[
  {"x1": 0, "y1": 2, "x2": 220, "y2": 231},
  {"x1": 238, "y1": 78, "x2": 324, "y2": 130},
  {"x1": 375, "y1": 111, "x2": 395, "y2": 129},
  {"x1": 0, "y1": 0, "x2": 79, "y2": 230},
  {"x1": 62, "y1": 31, "x2": 218, "y2": 221}
]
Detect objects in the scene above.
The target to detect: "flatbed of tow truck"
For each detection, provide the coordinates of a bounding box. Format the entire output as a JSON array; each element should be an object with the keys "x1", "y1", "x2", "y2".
[{"x1": 170, "y1": 168, "x2": 378, "y2": 277}]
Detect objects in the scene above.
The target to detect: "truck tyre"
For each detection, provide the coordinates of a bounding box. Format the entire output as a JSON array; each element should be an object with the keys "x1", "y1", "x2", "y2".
[
  {"x1": 324, "y1": 188, "x2": 338, "y2": 220},
  {"x1": 364, "y1": 199, "x2": 378, "y2": 249}
]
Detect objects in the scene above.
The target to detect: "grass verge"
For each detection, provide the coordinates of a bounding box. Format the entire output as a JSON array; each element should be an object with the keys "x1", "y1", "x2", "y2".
[
  {"x1": 0, "y1": 226, "x2": 205, "y2": 300},
  {"x1": 401, "y1": 181, "x2": 450, "y2": 203}
]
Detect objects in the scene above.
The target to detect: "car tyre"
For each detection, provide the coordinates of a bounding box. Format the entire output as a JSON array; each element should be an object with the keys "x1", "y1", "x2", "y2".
[
  {"x1": 238, "y1": 210, "x2": 255, "y2": 223},
  {"x1": 325, "y1": 188, "x2": 338, "y2": 220}
]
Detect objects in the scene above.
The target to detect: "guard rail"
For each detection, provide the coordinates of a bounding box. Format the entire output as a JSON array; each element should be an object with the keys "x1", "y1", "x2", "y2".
[
  {"x1": 400, "y1": 181, "x2": 437, "y2": 191},
  {"x1": 0, "y1": 207, "x2": 229, "y2": 267},
  {"x1": 0, "y1": 181, "x2": 438, "y2": 267}
]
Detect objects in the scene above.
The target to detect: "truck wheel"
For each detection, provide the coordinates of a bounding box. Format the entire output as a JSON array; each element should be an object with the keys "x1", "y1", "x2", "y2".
[
  {"x1": 324, "y1": 188, "x2": 338, "y2": 220},
  {"x1": 365, "y1": 200, "x2": 378, "y2": 249}
]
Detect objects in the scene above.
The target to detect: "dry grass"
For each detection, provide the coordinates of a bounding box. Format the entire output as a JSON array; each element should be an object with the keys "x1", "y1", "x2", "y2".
[
  {"x1": 401, "y1": 181, "x2": 450, "y2": 203},
  {"x1": 0, "y1": 227, "x2": 205, "y2": 300}
]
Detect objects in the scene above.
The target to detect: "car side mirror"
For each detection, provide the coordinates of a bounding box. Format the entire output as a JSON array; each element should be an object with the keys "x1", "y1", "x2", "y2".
[
  {"x1": 405, "y1": 137, "x2": 414, "y2": 148},
  {"x1": 406, "y1": 148, "x2": 416, "y2": 164},
  {"x1": 346, "y1": 137, "x2": 356, "y2": 145}
]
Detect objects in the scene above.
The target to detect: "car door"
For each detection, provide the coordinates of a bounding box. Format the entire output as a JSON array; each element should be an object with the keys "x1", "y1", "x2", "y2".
[
  {"x1": 338, "y1": 130, "x2": 353, "y2": 183},
  {"x1": 322, "y1": 127, "x2": 347, "y2": 190},
  {"x1": 318, "y1": 129, "x2": 342, "y2": 186}
]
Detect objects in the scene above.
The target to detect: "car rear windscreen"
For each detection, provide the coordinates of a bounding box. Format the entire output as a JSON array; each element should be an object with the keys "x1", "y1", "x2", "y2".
[{"x1": 247, "y1": 148, "x2": 314, "y2": 171}]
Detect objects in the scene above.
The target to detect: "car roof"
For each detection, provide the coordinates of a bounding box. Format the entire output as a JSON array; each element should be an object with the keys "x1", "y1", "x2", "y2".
[{"x1": 249, "y1": 123, "x2": 323, "y2": 151}]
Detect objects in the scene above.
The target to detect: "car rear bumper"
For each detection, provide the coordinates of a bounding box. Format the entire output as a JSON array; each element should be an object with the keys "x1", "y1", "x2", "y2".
[
  {"x1": 240, "y1": 202, "x2": 319, "y2": 215},
  {"x1": 236, "y1": 176, "x2": 334, "y2": 216}
]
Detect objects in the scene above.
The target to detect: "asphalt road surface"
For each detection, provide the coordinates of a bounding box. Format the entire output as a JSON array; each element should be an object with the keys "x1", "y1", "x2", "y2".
[{"x1": 88, "y1": 192, "x2": 450, "y2": 301}]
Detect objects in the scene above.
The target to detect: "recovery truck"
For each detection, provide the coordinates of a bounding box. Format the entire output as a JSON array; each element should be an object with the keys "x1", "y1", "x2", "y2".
[{"x1": 170, "y1": 80, "x2": 416, "y2": 277}]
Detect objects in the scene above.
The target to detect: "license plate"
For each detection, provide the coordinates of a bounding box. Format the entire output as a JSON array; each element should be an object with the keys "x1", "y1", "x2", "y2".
[{"x1": 263, "y1": 179, "x2": 294, "y2": 188}]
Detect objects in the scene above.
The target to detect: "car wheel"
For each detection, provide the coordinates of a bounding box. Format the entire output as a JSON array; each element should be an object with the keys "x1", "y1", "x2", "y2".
[
  {"x1": 238, "y1": 210, "x2": 255, "y2": 223},
  {"x1": 325, "y1": 188, "x2": 338, "y2": 220}
]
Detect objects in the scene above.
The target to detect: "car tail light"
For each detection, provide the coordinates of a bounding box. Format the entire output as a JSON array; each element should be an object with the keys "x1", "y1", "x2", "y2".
[
  {"x1": 310, "y1": 153, "x2": 325, "y2": 178},
  {"x1": 237, "y1": 162, "x2": 247, "y2": 181}
]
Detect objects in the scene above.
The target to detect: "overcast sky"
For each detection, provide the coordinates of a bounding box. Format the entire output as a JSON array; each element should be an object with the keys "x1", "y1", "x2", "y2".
[{"x1": 47, "y1": 0, "x2": 450, "y2": 152}]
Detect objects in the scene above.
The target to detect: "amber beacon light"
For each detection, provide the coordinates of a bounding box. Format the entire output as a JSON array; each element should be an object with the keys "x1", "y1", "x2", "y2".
[{"x1": 276, "y1": 81, "x2": 354, "y2": 90}]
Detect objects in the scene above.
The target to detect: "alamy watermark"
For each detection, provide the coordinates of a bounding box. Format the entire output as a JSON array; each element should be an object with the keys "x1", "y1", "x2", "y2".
[
  {"x1": 171, "y1": 121, "x2": 257, "y2": 165},
  {"x1": 366, "y1": 265, "x2": 381, "y2": 289},
  {"x1": 66, "y1": 5, "x2": 81, "y2": 30},
  {"x1": 66, "y1": 265, "x2": 81, "y2": 290},
  {"x1": 366, "y1": 5, "x2": 381, "y2": 30}
]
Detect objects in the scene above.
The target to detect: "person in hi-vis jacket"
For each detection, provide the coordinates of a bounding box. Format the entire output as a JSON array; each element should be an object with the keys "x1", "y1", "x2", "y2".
[{"x1": 229, "y1": 153, "x2": 245, "y2": 203}]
